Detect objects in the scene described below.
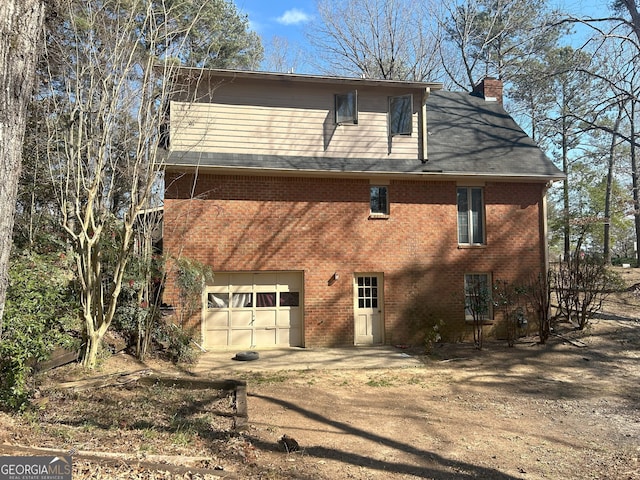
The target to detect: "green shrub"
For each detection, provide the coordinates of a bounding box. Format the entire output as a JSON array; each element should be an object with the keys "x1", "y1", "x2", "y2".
[
  {"x1": 113, "y1": 279, "x2": 152, "y2": 347},
  {"x1": 160, "y1": 324, "x2": 200, "y2": 364},
  {"x1": 1, "y1": 251, "x2": 79, "y2": 410},
  {"x1": 174, "y1": 257, "x2": 214, "y2": 327}
]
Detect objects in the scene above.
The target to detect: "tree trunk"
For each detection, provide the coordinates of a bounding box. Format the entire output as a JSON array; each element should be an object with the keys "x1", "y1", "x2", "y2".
[
  {"x1": 630, "y1": 101, "x2": 640, "y2": 268},
  {"x1": 83, "y1": 331, "x2": 101, "y2": 370},
  {"x1": 562, "y1": 106, "x2": 571, "y2": 260},
  {"x1": 603, "y1": 108, "x2": 623, "y2": 265},
  {"x1": 621, "y1": 0, "x2": 640, "y2": 44},
  {"x1": 0, "y1": 0, "x2": 45, "y2": 334}
]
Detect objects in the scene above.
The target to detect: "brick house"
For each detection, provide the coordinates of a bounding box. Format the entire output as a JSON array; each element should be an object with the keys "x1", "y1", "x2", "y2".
[{"x1": 162, "y1": 68, "x2": 564, "y2": 350}]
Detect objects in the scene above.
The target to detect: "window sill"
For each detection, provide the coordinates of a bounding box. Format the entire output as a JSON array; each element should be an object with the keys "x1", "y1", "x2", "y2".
[
  {"x1": 458, "y1": 244, "x2": 486, "y2": 249},
  {"x1": 368, "y1": 213, "x2": 390, "y2": 220},
  {"x1": 465, "y1": 319, "x2": 494, "y2": 325}
]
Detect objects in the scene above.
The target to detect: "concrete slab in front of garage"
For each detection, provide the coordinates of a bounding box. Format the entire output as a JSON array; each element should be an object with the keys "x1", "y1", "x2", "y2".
[{"x1": 194, "y1": 346, "x2": 425, "y2": 373}]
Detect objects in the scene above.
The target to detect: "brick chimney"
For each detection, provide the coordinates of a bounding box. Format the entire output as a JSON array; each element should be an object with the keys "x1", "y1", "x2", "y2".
[{"x1": 472, "y1": 77, "x2": 503, "y2": 105}]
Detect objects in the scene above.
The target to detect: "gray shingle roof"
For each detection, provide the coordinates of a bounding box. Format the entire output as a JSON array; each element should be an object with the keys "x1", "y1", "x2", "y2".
[
  {"x1": 166, "y1": 90, "x2": 564, "y2": 181},
  {"x1": 426, "y1": 91, "x2": 563, "y2": 178}
]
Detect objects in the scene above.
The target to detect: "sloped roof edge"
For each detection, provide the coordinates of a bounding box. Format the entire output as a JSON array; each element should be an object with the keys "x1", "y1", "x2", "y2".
[
  {"x1": 168, "y1": 67, "x2": 444, "y2": 91},
  {"x1": 163, "y1": 152, "x2": 565, "y2": 182}
]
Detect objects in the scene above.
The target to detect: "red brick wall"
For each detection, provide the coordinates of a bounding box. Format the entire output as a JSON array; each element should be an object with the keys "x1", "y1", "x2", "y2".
[{"x1": 163, "y1": 172, "x2": 546, "y2": 346}]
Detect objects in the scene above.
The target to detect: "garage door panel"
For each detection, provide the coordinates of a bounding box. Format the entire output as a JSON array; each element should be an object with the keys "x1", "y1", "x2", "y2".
[
  {"x1": 255, "y1": 310, "x2": 276, "y2": 326},
  {"x1": 230, "y1": 310, "x2": 253, "y2": 327},
  {"x1": 205, "y1": 311, "x2": 230, "y2": 328},
  {"x1": 206, "y1": 329, "x2": 231, "y2": 347},
  {"x1": 277, "y1": 309, "x2": 301, "y2": 327}
]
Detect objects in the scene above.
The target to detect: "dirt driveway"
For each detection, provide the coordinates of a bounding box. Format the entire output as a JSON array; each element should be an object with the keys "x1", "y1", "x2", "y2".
[
  {"x1": 239, "y1": 317, "x2": 640, "y2": 480},
  {"x1": 1, "y1": 269, "x2": 639, "y2": 479}
]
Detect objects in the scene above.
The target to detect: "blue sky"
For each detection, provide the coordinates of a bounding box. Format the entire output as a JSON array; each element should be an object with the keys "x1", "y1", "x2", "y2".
[
  {"x1": 236, "y1": 0, "x2": 616, "y2": 74},
  {"x1": 237, "y1": 1, "x2": 316, "y2": 45}
]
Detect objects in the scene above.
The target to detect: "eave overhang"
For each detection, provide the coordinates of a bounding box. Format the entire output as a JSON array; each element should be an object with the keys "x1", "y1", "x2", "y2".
[
  {"x1": 165, "y1": 66, "x2": 444, "y2": 93},
  {"x1": 162, "y1": 161, "x2": 566, "y2": 184}
]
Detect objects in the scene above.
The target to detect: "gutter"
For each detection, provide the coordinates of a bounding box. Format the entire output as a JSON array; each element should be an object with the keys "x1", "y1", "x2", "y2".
[{"x1": 163, "y1": 162, "x2": 567, "y2": 183}]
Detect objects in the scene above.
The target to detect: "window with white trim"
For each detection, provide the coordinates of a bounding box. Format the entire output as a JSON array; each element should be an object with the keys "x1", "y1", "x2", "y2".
[
  {"x1": 457, "y1": 187, "x2": 485, "y2": 245},
  {"x1": 389, "y1": 95, "x2": 412, "y2": 135},
  {"x1": 335, "y1": 91, "x2": 358, "y2": 124},
  {"x1": 464, "y1": 273, "x2": 492, "y2": 321},
  {"x1": 370, "y1": 186, "x2": 388, "y2": 215}
]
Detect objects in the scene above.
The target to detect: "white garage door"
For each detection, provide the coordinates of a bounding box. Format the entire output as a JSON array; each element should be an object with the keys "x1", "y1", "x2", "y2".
[{"x1": 202, "y1": 272, "x2": 303, "y2": 349}]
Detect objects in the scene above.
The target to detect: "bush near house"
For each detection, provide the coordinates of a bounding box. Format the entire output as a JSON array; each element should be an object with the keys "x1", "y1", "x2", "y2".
[{"x1": 0, "y1": 251, "x2": 80, "y2": 410}]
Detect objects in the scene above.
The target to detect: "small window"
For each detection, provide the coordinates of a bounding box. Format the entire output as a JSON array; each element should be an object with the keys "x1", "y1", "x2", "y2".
[
  {"x1": 256, "y1": 292, "x2": 276, "y2": 307},
  {"x1": 279, "y1": 292, "x2": 300, "y2": 307},
  {"x1": 389, "y1": 95, "x2": 412, "y2": 135},
  {"x1": 357, "y1": 276, "x2": 379, "y2": 309},
  {"x1": 370, "y1": 186, "x2": 388, "y2": 215},
  {"x1": 232, "y1": 293, "x2": 252, "y2": 308},
  {"x1": 464, "y1": 273, "x2": 492, "y2": 321},
  {"x1": 208, "y1": 293, "x2": 229, "y2": 308},
  {"x1": 457, "y1": 187, "x2": 485, "y2": 245},
  {"x1": 335, "y1": 91, "x2": 358, "y2": 124}
]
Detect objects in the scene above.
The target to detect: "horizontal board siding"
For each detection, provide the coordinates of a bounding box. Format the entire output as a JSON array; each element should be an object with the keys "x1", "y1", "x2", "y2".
[{"x1": 170, "y1": 84, "x2": 420, "y2": 160}]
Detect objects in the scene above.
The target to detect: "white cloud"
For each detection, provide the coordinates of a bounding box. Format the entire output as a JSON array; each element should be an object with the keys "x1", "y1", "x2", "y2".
[{"x1": 276, "y1": 8, "x2": 312, "y2": 26}]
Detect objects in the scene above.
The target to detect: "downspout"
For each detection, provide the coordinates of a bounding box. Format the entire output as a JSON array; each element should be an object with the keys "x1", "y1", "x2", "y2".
[
  {"x1": 542, "y1": 182, "x2": 551, "y2": 275},
  {"x1": 420, "y1": 87, "x2": 431, "y2": 163}
]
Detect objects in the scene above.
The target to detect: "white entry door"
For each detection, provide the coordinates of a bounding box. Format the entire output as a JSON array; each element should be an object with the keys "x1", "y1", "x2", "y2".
[{"x1": 354, "y1": 274, "x2": 384, "y2": 345}]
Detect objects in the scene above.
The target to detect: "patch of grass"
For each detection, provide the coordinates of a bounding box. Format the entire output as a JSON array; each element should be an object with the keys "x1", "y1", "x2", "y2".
[
  {"x1": 49, "y1": 426, "x2": 74, "y2": 442},
  {"x1": 407, "y1": 375, "x2": 423, "y2": 385},
  {"x1": 20, "y1": 409, "x2": 41, "y2": 426},
  {"x1": 80, "y1": 420, "x2": 97, "y2": 433},
  {"x1": 241, "y1": 372, "x2": 289, "y2": 385},
  {"x1": 170, "y1": 420, "x2": 196, "y2": 447},
  {"x1": 142, "y1": 427, "x2": 158, "y2": 441},
  {"x1": 366, "y1": 376, "x2": 395, "y2": 387},
  {"x1": 139, "y1": 441, "x2": 156, "y2": 454}
]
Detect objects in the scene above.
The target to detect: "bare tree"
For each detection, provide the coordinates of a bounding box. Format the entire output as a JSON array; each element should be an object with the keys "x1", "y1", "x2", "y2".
[
  {"x1": 437, "y1": 0, "x2": 564, "y2": 90},
  {"x1": 465, "y1": 276, "x2": 491, "y2": 349},
  {"x1": 42, "y1": 0, "x2": 257, "y2": 368},
  {"x1": 262, "y1": 35, "x2": 306, "y2": 73},
  {"x1": 554, "y1": 252, "x2": 617, "y2": 330},
  {"x1": 0, "y1": 0, "x2": 46, "y2": 334},
  {"x1": 526, "y1": 271, "x2": 553, "y2": 344},
  {"x1": 562, "y1": 4, "x2": 640, "y2": 265},
  {"x1": 308, "y1": 0, "x2": 443, "y2": 81}
]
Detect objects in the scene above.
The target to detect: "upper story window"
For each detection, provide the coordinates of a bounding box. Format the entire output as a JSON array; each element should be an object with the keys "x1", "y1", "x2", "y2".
[
  {"x1": 335, "y1": 91, "x2": 358, "y2": 124},
  {"x1": 457, "y1": 187, "x2": 485, "y2": 245},
  {"x1": 389, "y1": 95, "x2": 412, "y2": 136},
  {"x1": 370, "y1": 186, "x2": 389, "y2": 215}
]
